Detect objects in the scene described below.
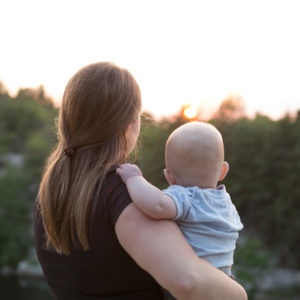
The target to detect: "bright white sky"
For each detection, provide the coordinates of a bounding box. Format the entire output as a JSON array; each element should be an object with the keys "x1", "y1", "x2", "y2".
[{"x1": 1, "y1": 0, "x2": 300, "y2": 119}]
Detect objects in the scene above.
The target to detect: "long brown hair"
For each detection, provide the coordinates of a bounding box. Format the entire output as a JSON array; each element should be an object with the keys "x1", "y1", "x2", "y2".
[{"x1": 38, "y1": 62, "x2": 141, "y2": 255}]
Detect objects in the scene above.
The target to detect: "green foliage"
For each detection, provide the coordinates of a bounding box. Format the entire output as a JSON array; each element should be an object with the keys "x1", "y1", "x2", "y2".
[
  {"x1": 0, "y1": 168, "x2": 32, "y2": 267},
  {"x1": 233, "y1": 239, "x2": 271, "y2": 299},
  {"x1": 235, "y1": 239, "x2": 271, "y2": 268},
  {"x1": 137, "y1": 112, "x2": 187, "y2": 189},
  {"x1": 234, "y1": 238, "x2": 300, "y2": 299},
  {"x1": 214, "y1": 112, "x2": 300, "y2": 268},
  {"x1": 0, "y1": 83, "x2": 58, "y2": 267},
  {"x1": 0, "y1": 86, "x2": 57, "y2": 154},
  {"x1": 263, "y1": 286, "x2": 300, "y2": 299}
]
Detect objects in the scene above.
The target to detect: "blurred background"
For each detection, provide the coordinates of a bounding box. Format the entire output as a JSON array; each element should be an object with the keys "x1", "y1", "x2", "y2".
[{"x1": 1, "y1": 0, "x2": 300, "y2": 299}]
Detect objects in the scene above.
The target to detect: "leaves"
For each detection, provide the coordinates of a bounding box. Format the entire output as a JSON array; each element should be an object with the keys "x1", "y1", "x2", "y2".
[{"x1": 0, "y1": 83, "x2": 58, "y2": 266}]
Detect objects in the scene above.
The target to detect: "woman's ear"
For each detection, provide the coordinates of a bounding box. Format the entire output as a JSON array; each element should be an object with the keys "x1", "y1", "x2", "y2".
[
  {"x1": 219, "y1": 161, "x2": 229, "y2": 181},
  {"x1": 163, "y1": 169, "x2": 176, "y2": 185}
]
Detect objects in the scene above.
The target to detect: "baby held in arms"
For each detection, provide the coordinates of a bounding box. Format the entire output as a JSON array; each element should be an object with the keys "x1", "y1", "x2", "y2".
[{"x1": 117, "y1": 121, "x2": 243, "y2": 279}]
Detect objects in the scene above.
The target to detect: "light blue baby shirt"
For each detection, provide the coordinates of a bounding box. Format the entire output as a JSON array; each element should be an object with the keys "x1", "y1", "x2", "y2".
[{"x1": 163, "y1": 185, "x2": 243, "y2": 268}]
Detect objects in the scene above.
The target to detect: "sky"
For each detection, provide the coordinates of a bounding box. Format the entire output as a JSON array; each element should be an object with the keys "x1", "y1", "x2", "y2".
[{"x1": 1, "y1": 0, "x2": 300, "y2": 119}]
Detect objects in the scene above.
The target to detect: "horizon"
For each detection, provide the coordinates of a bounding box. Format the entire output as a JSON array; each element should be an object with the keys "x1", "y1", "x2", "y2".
[{"x1": 1, "y1": 81, "x2": 298, "y2": 122}]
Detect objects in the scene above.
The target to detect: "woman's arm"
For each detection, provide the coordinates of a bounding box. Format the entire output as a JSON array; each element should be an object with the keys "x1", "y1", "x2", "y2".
[{"x1": 115, "y1": 203, "x2": 247, "y2": 300}]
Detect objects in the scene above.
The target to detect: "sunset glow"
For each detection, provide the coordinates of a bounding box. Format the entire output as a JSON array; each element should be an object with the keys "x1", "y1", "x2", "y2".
[{"x1": 183, "y1": 106, "x2": 198, "y2": 120}]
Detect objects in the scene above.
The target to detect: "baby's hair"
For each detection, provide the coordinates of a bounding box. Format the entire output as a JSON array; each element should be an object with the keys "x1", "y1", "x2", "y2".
[{"x1": 165, "y1": 121, "x2": 224, "y2": 187}]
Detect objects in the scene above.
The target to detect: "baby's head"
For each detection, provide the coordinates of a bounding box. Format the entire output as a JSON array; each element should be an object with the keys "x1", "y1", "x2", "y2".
[{"x1": 164, "y1": 121, "x2": 229, "y2": 188}]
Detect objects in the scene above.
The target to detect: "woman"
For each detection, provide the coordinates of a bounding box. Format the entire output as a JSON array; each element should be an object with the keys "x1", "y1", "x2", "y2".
[{"x1": 34, "y1": 62, "x2": 247, "y2": 300}]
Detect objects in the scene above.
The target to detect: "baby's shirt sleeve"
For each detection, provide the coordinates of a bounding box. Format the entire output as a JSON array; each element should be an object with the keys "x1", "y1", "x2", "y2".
[{"x1": 163, "y1": 185, "x2": 193, "y2": 221}]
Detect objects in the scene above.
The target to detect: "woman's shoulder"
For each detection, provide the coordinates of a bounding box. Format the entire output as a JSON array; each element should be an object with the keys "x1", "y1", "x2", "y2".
[
  {"x1": 97, "y1": 166, "x2": 132, "y2": 226},
  {"x1": 102, "y1": 165, "x2": 128, "y2": 196}
]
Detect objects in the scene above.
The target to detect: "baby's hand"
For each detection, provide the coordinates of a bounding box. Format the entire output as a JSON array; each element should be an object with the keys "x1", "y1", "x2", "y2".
[{"x1": 116, "y1": 163, "x2": 142, "y2": 184}]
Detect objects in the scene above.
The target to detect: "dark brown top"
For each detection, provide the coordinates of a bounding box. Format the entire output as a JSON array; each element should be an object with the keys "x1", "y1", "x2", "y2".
[{"x1": 34, "y1": 168, "x2": 164, "y2": 300}]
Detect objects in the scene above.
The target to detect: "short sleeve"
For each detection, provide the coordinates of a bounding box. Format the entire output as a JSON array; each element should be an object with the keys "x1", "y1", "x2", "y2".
[
  {"x1": 105, "y1": 171, "x2": 133, "y2": 227},
  {"x1": 163, "y1": 185, "x2": 193, "y2": 221}
]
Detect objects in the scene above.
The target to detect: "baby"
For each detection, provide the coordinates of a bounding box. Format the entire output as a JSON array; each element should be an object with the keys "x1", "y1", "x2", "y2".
[{"x1": 117, "y1": 121, "x2": 243, "y2": 280}]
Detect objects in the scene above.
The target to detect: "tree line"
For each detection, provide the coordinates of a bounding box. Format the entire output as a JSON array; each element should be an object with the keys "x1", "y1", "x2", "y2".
[{"x1": 0, "y1": 83, "x2": 299, "y2": 271}]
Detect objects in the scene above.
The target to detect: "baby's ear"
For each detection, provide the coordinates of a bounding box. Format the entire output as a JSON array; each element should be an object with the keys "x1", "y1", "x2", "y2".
[
  {"x1": 163, "y1": 169, "x2": 176, "y2": 185},
  {"x1": 219, "y1": 161, "x2": 229, "y2": 181}
]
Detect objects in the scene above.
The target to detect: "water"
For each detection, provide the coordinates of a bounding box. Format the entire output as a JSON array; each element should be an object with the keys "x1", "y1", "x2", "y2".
[{"x1": 0, "y1": 275, "x2": 53, "y2": 300}]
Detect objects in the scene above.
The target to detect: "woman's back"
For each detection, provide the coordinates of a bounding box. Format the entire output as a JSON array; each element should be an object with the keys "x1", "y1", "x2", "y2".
[{"x1": 34, "y1": 168, "x2": 164, "y2": 300}]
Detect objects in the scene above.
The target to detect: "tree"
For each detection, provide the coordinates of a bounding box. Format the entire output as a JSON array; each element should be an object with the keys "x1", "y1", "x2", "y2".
[
  {"x1": 0, "y1": 84, "x2": 58, "y2": 266},
  {"x1": 213, "y1": 94, "x2": 246, "y2": 122}
]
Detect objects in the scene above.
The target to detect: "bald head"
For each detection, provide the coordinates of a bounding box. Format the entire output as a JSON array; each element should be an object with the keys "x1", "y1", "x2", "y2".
[{"x1": 165, "y1": 122, "x2": 225, "y2": 187}]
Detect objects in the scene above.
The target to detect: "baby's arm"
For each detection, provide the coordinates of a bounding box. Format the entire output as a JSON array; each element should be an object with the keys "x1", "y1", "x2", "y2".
[{"x1": 117, "y1": 163, "x2": 177, "y2": 219}]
